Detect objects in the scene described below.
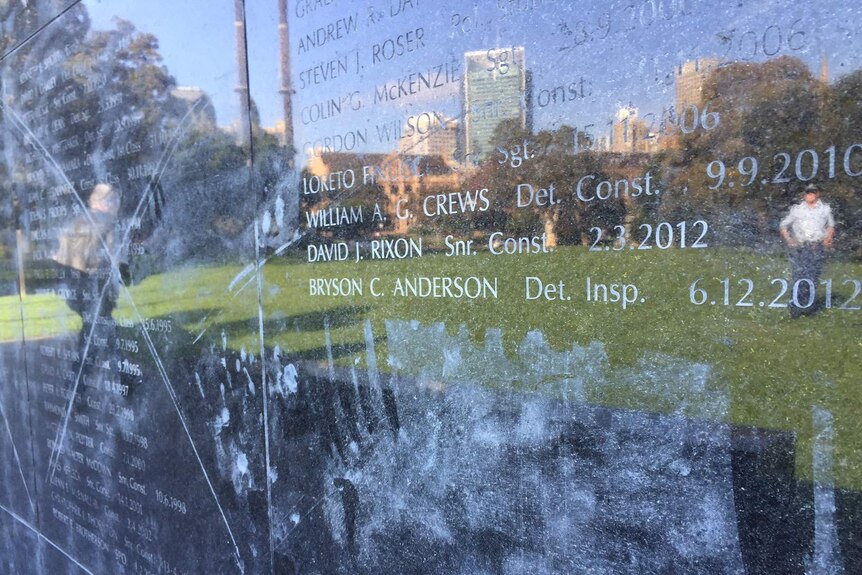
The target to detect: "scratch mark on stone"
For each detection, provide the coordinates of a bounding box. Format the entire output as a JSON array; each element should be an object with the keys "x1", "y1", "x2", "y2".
[
  {"x1": 324, "y1": 316, "x2": 336, "y2": 383},
  {"x1": 125, "y1": 289, "x2": 245, "y2": 572},
  {"x1": 810, "y1": 406, "x2": 842, "y2": 574},
  {"x1": 0, "y1": 398, "x2": 34, "y2": 512},
  {"x1": 192, "y1": 229, "x2": 303, "y2": 345},
  {"x1": 194, "y1": 372, "x2": 206, "y2": 399},
  {"x1": 242, "y1": 367, "x2": 256, "y2": 396},
  {"x1": 0, "y1": 502, "x2": 94, "y2": 575}
]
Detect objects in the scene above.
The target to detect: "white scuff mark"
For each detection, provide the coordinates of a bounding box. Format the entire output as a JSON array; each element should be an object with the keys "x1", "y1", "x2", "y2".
[
  {"x1": 273, "y1": 229, "x2": 302, "y2": 257},
  {"x1": 231, "y1": 450, "x2": 253, "y2": 495},
  {"x1": 275, "y1": 195, "x2": 285, "y2": 228},
  {"x1": 243, "y1": 368, "x2": 257, "y2": 396},
  {"x1": 235, "y1": 358, "x2": 241, "y2": 373},
  {"x1": 421, "y1": 413, "x2": 441, "y2": 472},
  {"x1": 269, "y1": 466, "x2": 278, "y2": 485},
  {"x1": 236, "y1": 452, "x2": 249, "y2": 475},
  {"x1": 518, "y1": 403, "x2": 545, "y2": 441},
  {"x1": 442, "y1": 346, "x2": 461, "y2": 378},
  {"x1": 228, "y1": 262, "x2": 256, "y2": 292},
  {"x1": 240, "y1": 347, "x2": 247, "y2": 362},
  {"x1": 810, "y1": 406, "x2": 842, "y2": 574},
  {"x1": 214, "y1": 407, "x2": 230, "y2": 434},
  {"x1": 193, "y1": 228, "x2": 305, "y2": 349},
  {"x1": 290, "y1": 513, "x2": 300, "y2": 526},
  {"x1": 386, "y1": 354, "x2": 402, "y2": 370},
  {"x1": 221, "y1": 329, "x2": 228, "y2": 351},
  {"x1": 261, "y1": 211, "x2": 272, "y2": 235},
  {"x1": 669, "y1": 458, "x2": 691, "y2": 477},
  {"x1": 283, "y1": 364, "x2": 298, "y2": 394},
  {"x1": 272, "y1": 366, "x2": 283, "y2": 395},
  {"x1": 194, "y1": 372, "x2": 206, "y2": 398},
  {"x1": 214, "y1": 436, "x2": 227, "y2": 471},
  {"x1": 253, "y1": 226, "x2": 276, "y2": 573},
  {"x1": 324, "y1": 317, "x2": 336, "y2": 384},
  {"x1": 323, "y1": 485, "x2": 347, "y2": 544},
  {"x1": 301, "y1": 319, "x2": 740, "y2": 571},
  {"x1": 273, "y1": 345, "x2": 281, "y2": 361}
]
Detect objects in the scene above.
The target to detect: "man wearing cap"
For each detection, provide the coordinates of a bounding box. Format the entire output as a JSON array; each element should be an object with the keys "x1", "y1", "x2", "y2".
[{"x1": 779, "y1": 183, "x2": 835, "y2": 317}]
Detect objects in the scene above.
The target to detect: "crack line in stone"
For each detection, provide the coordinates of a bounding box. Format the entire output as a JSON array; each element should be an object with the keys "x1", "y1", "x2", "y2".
[
  {"x1": 0, "y1": 397, "x2": 35, "y2": 512},
  {"x1": 0, "y1": 502, "x2": 95, "y2": 575}
]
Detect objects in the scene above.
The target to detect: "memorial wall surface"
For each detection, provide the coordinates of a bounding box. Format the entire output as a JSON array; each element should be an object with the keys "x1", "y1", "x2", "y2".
[{"x1": 0, "y1": 0, "x2": 860, "y2": 573}]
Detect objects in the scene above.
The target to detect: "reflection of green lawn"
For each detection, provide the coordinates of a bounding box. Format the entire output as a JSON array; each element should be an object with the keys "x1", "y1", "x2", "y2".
[
  {"x1": 0, "y1": 293, "x2": 81, "y2": 341},
  {"x1": 3, "y1": 247, "x2": 861, "y2": 489}
]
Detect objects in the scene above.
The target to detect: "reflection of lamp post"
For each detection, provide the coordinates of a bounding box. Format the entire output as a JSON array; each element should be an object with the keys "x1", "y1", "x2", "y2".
[
  {"x1": 234, "y1": 0, "x2": 251, "y2": 146},
  {"x1": 278, "y1": 0, "x2": 294, "y2": 161},
  {"x1": 12, "y1": 192, "x2": 25, "y2": 297}
]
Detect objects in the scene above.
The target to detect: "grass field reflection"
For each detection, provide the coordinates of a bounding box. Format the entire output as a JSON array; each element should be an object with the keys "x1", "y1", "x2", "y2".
[{"x1": 6, "y1": 246, "x2": 860, "y2": 488}]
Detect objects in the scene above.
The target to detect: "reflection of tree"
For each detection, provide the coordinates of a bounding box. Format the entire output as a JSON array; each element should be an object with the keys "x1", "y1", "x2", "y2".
[
  {"x1": 1, "y1": 6, "x2": 187, "y2": 243},
  {"x1": 0, "y1": 3, "x2": 88, "y2": 265},
  {"x1": 660, "y1": 56, "x2": 861, "y2": 252},
  {"x1": 824, "y1": 70, "x2": 862, "y2": 255},
  {"x1": 468, "y1": 120, "x2": 622, "y2": 246},
  {"x1": 299, "y1": 158, "x2": 387, "y2": 241},
  {"x1": 1, "y1": 4, "x2": 292, "y2": 271}
]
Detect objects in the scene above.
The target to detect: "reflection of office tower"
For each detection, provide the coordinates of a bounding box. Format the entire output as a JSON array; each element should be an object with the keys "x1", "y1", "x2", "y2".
[
  {"x1": 675, "y1": 59, "x2": 719, "y2": 111},
  {"x1": 820, "y1": 50, "x2": 829, "y2": 84},
  {"x1": 172, "y1": 86, "x2": 217, "y2": 124},
  {"x1": 172, "y1": 86, "x2": 205, "y2": 104},
  {"x1": 611, "y1": 106, "x2": 654, "y2": 154},
  {"x1": 398, "y1": 116, "x2": 459, "y2": 165},
  {"x1": 463, "y1": 47, "x2": 528, "y2": 161}
]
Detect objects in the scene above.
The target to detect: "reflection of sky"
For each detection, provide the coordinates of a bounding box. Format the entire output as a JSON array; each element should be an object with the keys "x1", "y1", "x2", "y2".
[
  {"x1": 86, "y1": 0, "x2": 862, "y2": 152},
  {"x1": 86, "y1": 0, "x2": 238, "y2": 126}
]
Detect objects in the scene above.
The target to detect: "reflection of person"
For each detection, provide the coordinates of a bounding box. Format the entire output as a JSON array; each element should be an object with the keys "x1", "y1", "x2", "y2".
[
  {"x1": 780, "y1": 183, "x2": 835, "y2": 317},
  {"x1": 52, "y1": 184, "x2": 121, "y2": 319}
]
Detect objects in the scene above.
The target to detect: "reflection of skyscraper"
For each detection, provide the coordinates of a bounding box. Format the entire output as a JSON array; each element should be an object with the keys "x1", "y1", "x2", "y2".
[
  {"x1": 611, "y1": 106, "x2": 655, "y2": 154},
  {"x1": 463, "y1": 47, "x2": 529, "y2": 161},
  {"x1": 398, "y1": 116, "x2": 459, "y2": 166},
  {"x1": 675, "y1": 59, "x2": 719, "y2": 112},
  {"x1": 820, "y1": 50, "x2": 829, "y2": 84}
]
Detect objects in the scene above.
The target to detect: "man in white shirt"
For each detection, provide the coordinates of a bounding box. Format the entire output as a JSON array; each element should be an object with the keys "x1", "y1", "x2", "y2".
[{"x1": 779, "y1": 184, "x2": 835, "y2": 317}]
